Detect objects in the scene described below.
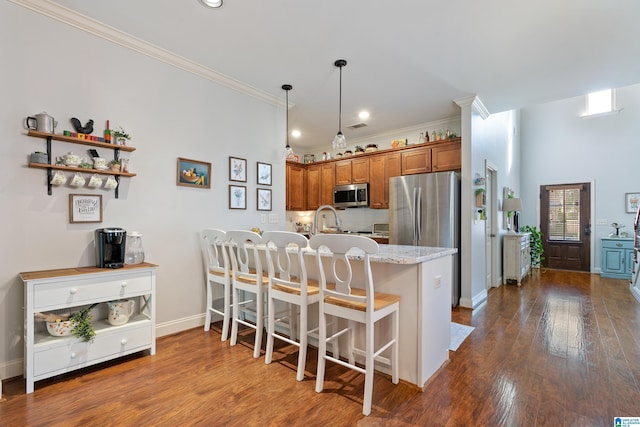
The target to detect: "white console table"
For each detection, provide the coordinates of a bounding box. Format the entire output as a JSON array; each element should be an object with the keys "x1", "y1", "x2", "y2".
[
  {"x1": 20, "y1": 263, "x2": 157, "y2": 393},
  {"x1": 503, "y1": 233, "x2": 531, "y2": 286}
]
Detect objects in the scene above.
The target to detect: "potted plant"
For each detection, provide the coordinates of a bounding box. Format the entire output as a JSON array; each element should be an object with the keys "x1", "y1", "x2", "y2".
[
  {"x1": 475, "y1": 188, "x2": 486, "y2": 208},
  {"x1": 109, "y1": 159, "x2": 122, "y2": 172},
  {"x1": 354, "y1": 145, "x2": 365, "y2": 154},
  {"x1": 111, "y1": 127, "x2": 131, "y2": 146},
  {"x1": 70, "y1": 303, "x2": 98, "y2": 342},
  {"x1": 520, "y1": 225, "x2": 544, "y2": 268}
]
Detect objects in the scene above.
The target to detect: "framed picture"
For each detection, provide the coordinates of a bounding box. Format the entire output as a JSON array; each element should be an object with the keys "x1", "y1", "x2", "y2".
[
  {"x1": 257, "y1": 162, "x2": 272, "y2": 186},
  {"x1": 229, "y1": 157, "x2": 247, "y2": 182},
  {"x1": 69, "y1": 194, "x2": 102, "y2": 223},
  {"x1": 625, "y1": 192, "x2": 640, "y2": 213},
  {"x1": 177, "y1": 157, "x2": 211, "y2": 188},
  {"x1": 257, "y1": 188, "x2": 272, "y2": 211},
  {"x1": 229, "y1": 185, "x2": 247, "y2": 209}
]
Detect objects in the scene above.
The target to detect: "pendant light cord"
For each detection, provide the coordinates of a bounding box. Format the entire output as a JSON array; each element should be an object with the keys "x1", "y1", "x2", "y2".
[
  {"x1": 338, "y1": 64, "x2": 342, "y2": 133},
  {"x1": 282, "y1": 84, "x2": 292, "y2": 149}
]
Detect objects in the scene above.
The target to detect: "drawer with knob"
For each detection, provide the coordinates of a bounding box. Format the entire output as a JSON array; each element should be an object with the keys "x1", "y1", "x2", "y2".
[
  {"x1": 33, "y1": 271, "x2": 153, "y2": 310},
  {"x1": 32, "y1": 323, "x2": 152, "y2": 378}
]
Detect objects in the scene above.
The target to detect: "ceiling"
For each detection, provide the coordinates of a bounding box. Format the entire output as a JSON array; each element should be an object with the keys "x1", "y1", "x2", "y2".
[{"x1": 48, "y1": 0, "x2": 640, "y2": 152}]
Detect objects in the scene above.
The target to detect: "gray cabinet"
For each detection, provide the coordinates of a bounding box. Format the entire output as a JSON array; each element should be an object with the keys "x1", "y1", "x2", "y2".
[{"x1": 601, "y1": 238, "x2": 633, "y2": 279}]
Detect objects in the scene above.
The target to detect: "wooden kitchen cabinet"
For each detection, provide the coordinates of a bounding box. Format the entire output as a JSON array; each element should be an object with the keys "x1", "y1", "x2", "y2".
[
  {"x1": 369, "y1": 153, "x2": 401, "y2": 209},
  {"x1": 320, "y1": 163, "x2": 335, "y2": 206},
  {"x1": 351, "y1": 157, "x2": 370, "y2": 183},
  {"x1": 285, "y1": 137, "x2": 461, "y2": 211},
  {"x1": 307, "y1": 164, "x2": 321, "y2": 210},
  {"x1": 432, "y1": 140, "x2": 461, "y2": 172},
  {"x1": 335, "y1": 160, "x2": 352, "y2": 185},
  {"x1": 286, "y1": 162, "x2": 306, "y2": 210},
  {"x1": 21, "y1": 263, "x2": 157, "y2": 393},
  {"x1": 401, "y1": 147, "x2": 431, "y2": 175},
  {"x1": 335, "y1": 157, "x2": 369, "y2": 185}
]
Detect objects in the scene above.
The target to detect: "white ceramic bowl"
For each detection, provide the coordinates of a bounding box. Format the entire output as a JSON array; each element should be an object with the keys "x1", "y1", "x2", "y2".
[{"x1": 46, "y1": 320, "x2": 72, "y2": 337}]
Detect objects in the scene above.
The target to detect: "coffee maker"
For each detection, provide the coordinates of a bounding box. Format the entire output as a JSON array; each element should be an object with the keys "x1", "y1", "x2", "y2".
[{"x1": 95, "y1": 228, "x2": 126, "y2": 268}]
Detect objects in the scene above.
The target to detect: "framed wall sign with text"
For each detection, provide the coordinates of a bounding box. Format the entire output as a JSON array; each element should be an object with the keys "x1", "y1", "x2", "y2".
[{"x1": 69, "y1": 194, "x2": 103, "y2": 223}]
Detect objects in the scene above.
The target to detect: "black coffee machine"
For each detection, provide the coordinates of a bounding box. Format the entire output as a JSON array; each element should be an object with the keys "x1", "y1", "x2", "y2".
[{"x1": 95, "y1": 228, "x2": 126, "y2": 268}]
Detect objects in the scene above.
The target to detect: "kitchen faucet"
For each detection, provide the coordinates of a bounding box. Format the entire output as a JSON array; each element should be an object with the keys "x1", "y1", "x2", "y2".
[{"x1": 312, "y1": 205, "x2": 342, "y2": 235}]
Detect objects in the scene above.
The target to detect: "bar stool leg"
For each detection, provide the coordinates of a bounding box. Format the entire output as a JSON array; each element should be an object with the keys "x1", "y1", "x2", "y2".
[{"x1": 315, "y1": 311, "x2": 327, "y2": 393}]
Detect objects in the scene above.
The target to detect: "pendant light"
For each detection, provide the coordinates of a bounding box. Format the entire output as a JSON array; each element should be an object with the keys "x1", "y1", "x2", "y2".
[
  {"x1": 332, "y1": 59, "x2": 347, "y2": 150},
  {"x1": 282, "y1": 84, "x2": 294, "y2": 160}
]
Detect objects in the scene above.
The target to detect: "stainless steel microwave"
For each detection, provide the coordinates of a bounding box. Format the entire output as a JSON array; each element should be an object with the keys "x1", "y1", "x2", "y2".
[{"x1": 334, "y1": 183, "x2": 369, "y2": 208}]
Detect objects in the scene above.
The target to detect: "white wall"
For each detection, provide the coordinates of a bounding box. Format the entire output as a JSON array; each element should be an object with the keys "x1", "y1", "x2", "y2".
[
  {"x1": 520, "y1": 83, "x2": 640, "y2": 271},
  {"x1": 458, "y1": 97, "x2": 521, "y2": 308},
  {"x1": 0, "y1": 3, "x2": 285, "y2": 378}
]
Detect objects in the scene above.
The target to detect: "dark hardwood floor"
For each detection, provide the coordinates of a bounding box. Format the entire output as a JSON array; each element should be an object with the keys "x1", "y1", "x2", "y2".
[{"x1": 2, "y1": 269, "x2": 639, "y2": 426}]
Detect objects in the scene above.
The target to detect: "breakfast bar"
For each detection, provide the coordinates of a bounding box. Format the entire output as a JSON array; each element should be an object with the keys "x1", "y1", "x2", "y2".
[{"x1": 303, "y1": 244, "x2": 456, "y2": 389}]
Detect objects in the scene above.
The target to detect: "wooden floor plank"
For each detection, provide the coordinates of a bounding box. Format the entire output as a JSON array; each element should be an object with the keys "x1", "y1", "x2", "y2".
[{"x1": 2, "y1": 269, "x2": 640, "y2": 426}]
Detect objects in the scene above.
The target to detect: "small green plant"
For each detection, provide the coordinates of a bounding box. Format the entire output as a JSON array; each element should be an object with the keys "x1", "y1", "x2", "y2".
[
  {"x1": 520, "y1": 225, "x2": 544, "y2": 268},
  {"x1": 109, "y1": 159, "x2": 122, "y2": 165},
  {"x1": 70, "y1": 303, "x2": 98, "y2": 342},
  {"x1": 354, "y1": 145, "x2": 365, "y2": 152},
  {"x1": 111, "y1": 126, "x2": 131, "y2": 140}
]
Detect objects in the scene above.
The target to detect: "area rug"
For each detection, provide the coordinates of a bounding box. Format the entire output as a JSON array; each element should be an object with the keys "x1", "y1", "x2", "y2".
[{"x1": 450, "y1": 322, "x2": 474, "y2": 351}]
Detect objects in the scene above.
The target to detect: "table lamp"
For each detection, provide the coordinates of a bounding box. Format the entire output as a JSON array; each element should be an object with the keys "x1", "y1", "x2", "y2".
[{"x1": 502, "y1": 197, "x2": 523, "y2": 232}]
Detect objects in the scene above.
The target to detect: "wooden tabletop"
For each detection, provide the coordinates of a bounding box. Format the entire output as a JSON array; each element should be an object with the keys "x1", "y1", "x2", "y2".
[{"x1": 20, "y1": 262, "x2": 158, "y2": 281}]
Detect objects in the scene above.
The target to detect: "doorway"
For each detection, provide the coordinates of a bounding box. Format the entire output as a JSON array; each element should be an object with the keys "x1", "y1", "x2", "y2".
[
  {"x1": 540, "y1": 183, "x2": 591, "y2": 271},
  {"x1": 485, "y1": 163, "x2": 499, "y2": 288}
]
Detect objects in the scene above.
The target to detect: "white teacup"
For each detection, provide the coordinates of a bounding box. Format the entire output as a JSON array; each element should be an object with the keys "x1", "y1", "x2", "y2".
[{"x1": 107, "y1": 300, "x2": 135, "y2": 326}]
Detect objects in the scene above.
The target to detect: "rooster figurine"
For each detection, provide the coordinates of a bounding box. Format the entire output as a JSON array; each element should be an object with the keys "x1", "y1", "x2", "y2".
[{"x1": 70, "y1": 117, "x2": 94, "y2": 135}]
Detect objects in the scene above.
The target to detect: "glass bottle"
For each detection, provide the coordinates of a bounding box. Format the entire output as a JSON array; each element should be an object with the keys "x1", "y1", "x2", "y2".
[{"x1": 125, "y1": 231, "x2": 145, "y2": 264}]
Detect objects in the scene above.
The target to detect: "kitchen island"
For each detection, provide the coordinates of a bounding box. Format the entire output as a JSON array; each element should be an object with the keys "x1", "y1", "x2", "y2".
[{"x1": 302, "y1": 244, "x2": 456, "y2": 389}]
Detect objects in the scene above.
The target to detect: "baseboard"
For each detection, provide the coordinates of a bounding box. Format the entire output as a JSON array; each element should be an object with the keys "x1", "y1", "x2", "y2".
[
  {"x1": 156, "y1": 313, "x2": 206, "y2": 338},
  {"x1": 0, "y1": 358, "x2": 24, "y2": 382}
]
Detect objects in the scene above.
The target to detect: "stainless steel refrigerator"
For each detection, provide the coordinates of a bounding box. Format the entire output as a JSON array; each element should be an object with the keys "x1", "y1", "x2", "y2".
[{"x1": 389, "y1": 171, "x2": 461, "y2": 306}]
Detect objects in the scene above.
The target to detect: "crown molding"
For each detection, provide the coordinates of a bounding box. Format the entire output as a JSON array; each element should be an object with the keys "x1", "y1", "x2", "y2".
[
  {"x1": 454, "y1": 95, "x2": 490, "y2": 119},
  {"x1": 8, "y1": 0, "x2": 286, "y2": 109}
]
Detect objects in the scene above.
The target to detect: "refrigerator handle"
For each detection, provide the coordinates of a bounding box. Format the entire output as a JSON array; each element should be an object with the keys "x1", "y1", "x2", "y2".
[{"x1": 416, "y1": 186, "x2": 422, "y2": 242}]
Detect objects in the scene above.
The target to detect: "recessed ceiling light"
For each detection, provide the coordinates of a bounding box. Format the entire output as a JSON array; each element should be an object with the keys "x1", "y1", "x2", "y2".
[
  {"x1": 199, "y1": 0, "x2": 223, "y2": 8},
  {"x1": 291, "y1": 130, "x2": 301, "y2": 138},
  {"x1": 358, "y1": 111, "x2": 370, "y2": 120}
]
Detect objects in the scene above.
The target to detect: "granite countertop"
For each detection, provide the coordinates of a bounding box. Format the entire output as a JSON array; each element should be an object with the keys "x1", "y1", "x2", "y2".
[{"x1": 302, "y1": 244, "x2": 457, "y2": 265}]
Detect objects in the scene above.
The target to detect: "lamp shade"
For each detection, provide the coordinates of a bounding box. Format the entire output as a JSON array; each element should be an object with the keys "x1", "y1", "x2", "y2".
[{"x1": 502, "y1": 197, "x2": 523, "y2": 212}]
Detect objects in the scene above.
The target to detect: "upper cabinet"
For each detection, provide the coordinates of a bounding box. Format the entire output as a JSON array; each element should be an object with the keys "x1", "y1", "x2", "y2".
[
  {"x1": 335, "y1": 157, "x2": 370, "y2": 185},
  {"x1": 286, "y1": 162, "x2": 306, "y2": 211},
  {"x1": 431, "y1": 140, "x2": 462, "y2": 172},
  {"x1": 401, "y1": 147, "x2": 431, "y2": 175},
  {"x1": 369, "y1": 152, "x2": 401, "y2": 209},
  {"x1": 285, "y1": 137, "x2": 461, "y2": 211}
]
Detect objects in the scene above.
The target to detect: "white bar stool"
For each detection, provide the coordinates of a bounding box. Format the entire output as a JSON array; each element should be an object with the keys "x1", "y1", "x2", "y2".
[
  {"x1": 200, "y1": 229, "x2": 232, "y2": 341},
  {"x1": 262, "y1": 231, "x2": 320, "y2": 381},
  {"x1": 309, "y1": 233, "x2": 400, "y2": 416},
  {"x1": 227, "y1": 230, "x2": 269, "y2": 359}
]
